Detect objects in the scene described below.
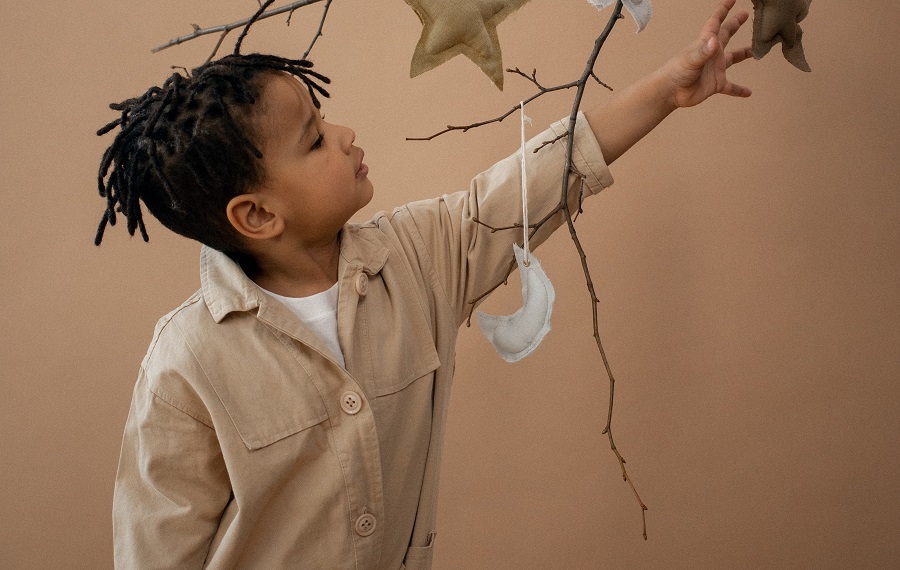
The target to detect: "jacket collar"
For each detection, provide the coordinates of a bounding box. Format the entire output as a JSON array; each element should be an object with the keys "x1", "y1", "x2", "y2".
[{"x1": 201, "y1": 224, "x2": 390, "y2": 323}]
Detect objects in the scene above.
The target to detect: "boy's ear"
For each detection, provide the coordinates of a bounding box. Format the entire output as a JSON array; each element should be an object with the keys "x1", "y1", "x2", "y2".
[{"x1": 226, "y1": 193, "x2": 284, "y2": 241}]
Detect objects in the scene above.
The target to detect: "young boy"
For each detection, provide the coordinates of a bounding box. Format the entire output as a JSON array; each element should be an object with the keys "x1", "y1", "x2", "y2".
[{"x1": 102, "y1": 2, "x2": 752, "y2": 567}]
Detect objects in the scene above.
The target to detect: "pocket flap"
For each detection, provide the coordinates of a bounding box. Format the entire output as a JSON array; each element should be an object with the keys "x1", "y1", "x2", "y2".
[
  {"x1": 360, "y1": 275, "x2": 441, "y2": 397},
  {"x1": 188, "y1": 315, "x2": 330, "y2": 450}
]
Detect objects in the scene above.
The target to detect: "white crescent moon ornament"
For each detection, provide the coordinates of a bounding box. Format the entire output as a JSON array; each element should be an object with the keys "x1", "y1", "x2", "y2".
[
  {"x1": 477, "y1": 244, "x2": 556, "y2": 363},
  {"x1": 587, "y1": 0, "x2": 652, "y2": 32}
]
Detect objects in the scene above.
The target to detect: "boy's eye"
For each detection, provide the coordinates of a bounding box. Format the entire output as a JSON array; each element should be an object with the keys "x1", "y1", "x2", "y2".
[{"x1": 311, "y1": 133, "x2": 324, "y2": 150}]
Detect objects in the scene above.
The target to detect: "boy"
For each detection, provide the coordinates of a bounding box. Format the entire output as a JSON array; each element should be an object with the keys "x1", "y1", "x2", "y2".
[{"x1": 102, "y1": 2, "x2": 752, "y2": 567}]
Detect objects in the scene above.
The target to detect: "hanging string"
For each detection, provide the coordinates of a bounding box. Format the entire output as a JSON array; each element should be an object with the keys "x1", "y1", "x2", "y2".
[{"x1": 520, "y1": 101, "x2": 531, "y2": 267}]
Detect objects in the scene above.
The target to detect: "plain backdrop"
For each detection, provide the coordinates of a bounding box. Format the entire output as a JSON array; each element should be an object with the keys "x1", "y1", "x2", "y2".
[{"x1": 2, "y1": 0, "x2": 898, "y2": 567}]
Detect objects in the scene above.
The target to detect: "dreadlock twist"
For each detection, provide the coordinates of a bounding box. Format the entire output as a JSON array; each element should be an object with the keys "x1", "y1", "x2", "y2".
[{"x1": 94, "y1": 53, "x2": 330, "y2": 252}]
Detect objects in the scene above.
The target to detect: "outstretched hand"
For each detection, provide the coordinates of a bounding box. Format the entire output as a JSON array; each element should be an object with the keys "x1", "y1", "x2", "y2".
[
  {"x1": 585, "y1": 0, "x2": 756, "y2": 165},
  {"x1": 665, "y1": 0, "x2": 754, "y2": 108}
]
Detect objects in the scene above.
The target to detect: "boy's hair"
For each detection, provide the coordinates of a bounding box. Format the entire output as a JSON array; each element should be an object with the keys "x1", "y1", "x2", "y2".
[{"x1": 94, "y1": 53, "x2": 330, "y2": 253}]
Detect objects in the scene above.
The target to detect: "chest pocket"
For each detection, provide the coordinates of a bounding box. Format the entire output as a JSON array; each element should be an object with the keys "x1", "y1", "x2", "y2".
[
  {"x1": 190, "y1": 314, "x2": 330, "y2": 451},
  {"x1": 356, "y1": 267, "x2": 441, "y2": 398}
]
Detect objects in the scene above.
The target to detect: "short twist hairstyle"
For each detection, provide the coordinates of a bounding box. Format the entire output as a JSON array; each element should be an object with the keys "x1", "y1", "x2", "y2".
[{"x1": 94, "y1": 53, "x2": 330, "y2": 253}]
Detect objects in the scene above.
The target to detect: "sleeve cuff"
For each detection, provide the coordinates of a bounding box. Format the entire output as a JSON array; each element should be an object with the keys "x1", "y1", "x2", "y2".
[{"x1": 548, "y1": 111, "x2": 614, "y2": 196}]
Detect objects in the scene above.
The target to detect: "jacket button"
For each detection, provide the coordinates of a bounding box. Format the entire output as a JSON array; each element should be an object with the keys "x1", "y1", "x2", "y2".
[
  {"x1": 355, "y1": 513, "x2": 377, "y2": 537},
  {"x1": 340, "y1": 391, "x2": 362, "y2": 415},
  {"x1": 355, "y1": 273, "x2": 368, "y2": 296}
]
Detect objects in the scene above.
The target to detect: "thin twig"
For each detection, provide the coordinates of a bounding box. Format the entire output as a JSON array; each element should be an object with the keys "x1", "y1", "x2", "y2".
[
  {"x1": 464, "y1": 204, "x2": 566, "y2": 322},
  {"x1": 152, "y1": 0, "x2": 325, "y2": 55},
  {"x1": 591, "y1": 71, "x2": 614, "y2": 91},
  {"x1": 204, "y1": 31, "x2": 231, "y2": 63},
  {"x1": 534, "y1": 132, "x2": 567, "y2": 153},
  {"x1": 406, "y1": 76, "x2": 581, "y2": 141},
  {"x1": 302, "y1": 0, "x2": 333, "y2": 59},
  {"x1": 407, "y1": 65, "x2": 612, "y2": 142},
  {"x1": 464, "y1": 260, "x2": 515, "y2": 326},
  {"x1": 471, "y1": 218, "x2": 525, "y2": 233},
  {"x1": 508, "y1": 67, "x2": 545, "y2": 90},
  {"x1": 469, "y1": 216, "x2": 552, "y2": 233}
]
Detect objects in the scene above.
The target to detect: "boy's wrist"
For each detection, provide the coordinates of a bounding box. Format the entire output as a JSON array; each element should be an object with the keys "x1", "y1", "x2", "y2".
[{"x1": 649, "y1": 65, "x2": 681, "y2": 116}]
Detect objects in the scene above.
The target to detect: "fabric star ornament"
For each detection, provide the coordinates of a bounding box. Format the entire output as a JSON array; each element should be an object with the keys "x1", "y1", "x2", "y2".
[
  {"x1": 751, "y1": 0, "x2": 812, "y2": 71},
  {"x1": 402, "y1": 0, "x2": 534, "y2": 90},
  {"x1": 587, "y1": 0, "x2": 652, "y2": 33}
]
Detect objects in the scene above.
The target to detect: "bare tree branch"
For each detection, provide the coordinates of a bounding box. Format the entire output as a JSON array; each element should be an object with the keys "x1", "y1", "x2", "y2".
[
  {"x1": 152, "y1": 0, "x2": 325, "y2": 56},
  {"x1": 545, "y1": 2, "x2": 650, "y2": 540},
  {"x1": 441, "y1": 1, "x2": 648, "y2": 539}
]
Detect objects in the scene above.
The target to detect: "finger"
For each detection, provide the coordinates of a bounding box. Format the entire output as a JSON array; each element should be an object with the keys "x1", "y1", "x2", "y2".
[
  {"x1": 725, "y1": 46, "x2": 754, "y2": 68},
  {"x1": 719, "y1": 10, "x2": 749, "y2": 48},
  {"x1": 721, "y1": 80, "x2": 752, "y2": 98},
  {"x1": 713, "y1": 0, "x2": 738, "y2": 25},
  {"x1": 702, "y1": 0, "x2": 736, "y2": 39},
  {"x1": 711, "y1": 0, "x2": 738, "y2": 23}
]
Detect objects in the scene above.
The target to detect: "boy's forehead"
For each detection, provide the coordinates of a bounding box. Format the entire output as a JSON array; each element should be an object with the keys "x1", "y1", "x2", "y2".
[
  {"x1": 265, "y1": 73, "x2": 314, "y2": 109},
  {"x1": 258, "y1": 73, "x2": 317, "y2": 133}
]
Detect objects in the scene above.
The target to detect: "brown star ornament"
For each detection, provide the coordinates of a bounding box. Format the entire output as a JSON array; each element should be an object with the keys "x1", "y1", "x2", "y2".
[
  {"x1": 402, "y1": 0, "x2": 534, "y2": 90},
  {"x1": 751, "y1": 0, "x2": 813, "y2": 71}
]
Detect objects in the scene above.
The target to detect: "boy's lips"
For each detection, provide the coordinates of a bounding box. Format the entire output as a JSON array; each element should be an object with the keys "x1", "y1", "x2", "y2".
[{"x1": 356, "y1": 150, "x2": 368, "y2": 178}]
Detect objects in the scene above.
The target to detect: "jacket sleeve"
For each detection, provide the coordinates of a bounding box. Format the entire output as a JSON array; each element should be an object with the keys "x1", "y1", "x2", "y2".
[
  {"x1": 397, "y1": 111, "x2": 614, "y2": 325},
  {"x1": 113, "y1": 364, "x2": 231, "y2": 569}
]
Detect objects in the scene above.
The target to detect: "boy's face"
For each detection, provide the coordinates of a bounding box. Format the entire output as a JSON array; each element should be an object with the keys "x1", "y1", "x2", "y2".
[{"x1": 252, "y1": 72, "x2": 373, "y2": 246}]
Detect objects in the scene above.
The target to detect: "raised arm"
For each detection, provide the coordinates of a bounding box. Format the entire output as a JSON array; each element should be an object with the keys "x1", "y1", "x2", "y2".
[{"x1": 585, "y1": 0, "x2": 753, "y2": 165}]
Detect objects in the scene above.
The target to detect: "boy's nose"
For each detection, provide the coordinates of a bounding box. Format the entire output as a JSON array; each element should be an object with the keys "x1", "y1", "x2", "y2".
[{"x1": 342, "y1": 125, "x2": 356, "y2": 152}]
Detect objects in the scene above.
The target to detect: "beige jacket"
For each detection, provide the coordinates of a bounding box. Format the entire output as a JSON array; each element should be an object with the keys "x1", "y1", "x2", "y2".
[{"x1": 113, "y1": 112, "x2": 612, "y2": 569}]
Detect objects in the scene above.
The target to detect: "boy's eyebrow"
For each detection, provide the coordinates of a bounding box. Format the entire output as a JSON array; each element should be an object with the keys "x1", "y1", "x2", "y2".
[{"x1": 300, "y1": 108, "x2": 318, "y2": 142}]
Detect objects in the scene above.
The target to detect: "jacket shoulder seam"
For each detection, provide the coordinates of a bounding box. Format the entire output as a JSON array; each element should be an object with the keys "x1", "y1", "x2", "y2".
[
  {"x1": 144, "y1": 291, "x2": 204, "y2": 362},
  {"x1": 391, "y1": 205, "x2": 455, "y2": 316}
]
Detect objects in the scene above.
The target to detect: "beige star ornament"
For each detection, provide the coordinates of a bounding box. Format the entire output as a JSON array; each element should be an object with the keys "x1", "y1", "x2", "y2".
[
  {"x1": 402, "y1": 0, "x2": 534, "y2": 90},
  {"x1": 751, "y1": 0, "x2": 812, "y2": 71}
]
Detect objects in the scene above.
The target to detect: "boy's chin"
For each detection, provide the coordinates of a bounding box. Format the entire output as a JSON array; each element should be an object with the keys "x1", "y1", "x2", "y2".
[{"x1": 359, "y1": 181, "x2": 375, "y2": 207}]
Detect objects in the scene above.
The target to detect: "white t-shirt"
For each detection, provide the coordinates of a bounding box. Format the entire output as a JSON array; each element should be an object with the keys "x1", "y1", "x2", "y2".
[{"x1": 259, "y1": 283, "x2": 345, "y2": 368}]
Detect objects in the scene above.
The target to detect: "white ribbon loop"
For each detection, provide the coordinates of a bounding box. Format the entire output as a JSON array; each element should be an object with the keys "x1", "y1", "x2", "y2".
[{"x1": 478, "y1": 101, "x2": 556, "y2": 362}]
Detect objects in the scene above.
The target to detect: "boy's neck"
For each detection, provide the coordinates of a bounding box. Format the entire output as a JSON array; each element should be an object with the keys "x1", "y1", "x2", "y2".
[{"x1": 241, "y1": 235, "x2": 341, "y2": 298}]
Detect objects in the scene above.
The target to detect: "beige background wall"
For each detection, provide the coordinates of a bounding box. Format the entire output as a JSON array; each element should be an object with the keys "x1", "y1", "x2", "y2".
[{"x1": 2, "y1": 0, "x2": 898, "y2": 567}]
